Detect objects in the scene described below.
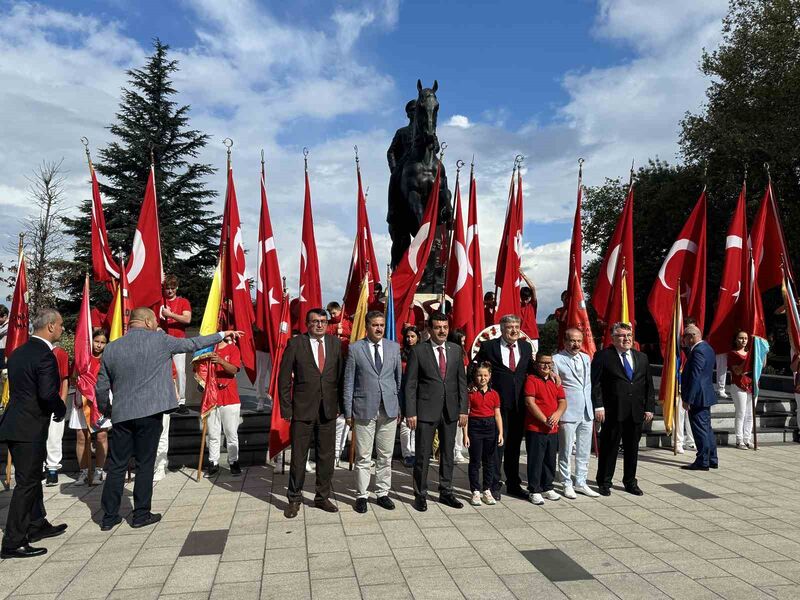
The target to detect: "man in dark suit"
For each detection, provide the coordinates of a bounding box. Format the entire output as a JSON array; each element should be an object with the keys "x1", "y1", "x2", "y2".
[
  {"x1": 680, "y1": 325, "x2": 719, "y2": 471},
  {"x1": 0, "y1": 309, "x2": 67, "y2": 558},
  {"x1": 473, "y1": 314, "x2": 533, "y2": 499},
  {"x1": 592, "y1": 321, "x2": 655, "y2": 496},
  {"x1": 279, "y1": 308, "x2": 344, "y2": 518},
  {"x1": 404, "y1": 311, "x2": 468, "y2": 511}
]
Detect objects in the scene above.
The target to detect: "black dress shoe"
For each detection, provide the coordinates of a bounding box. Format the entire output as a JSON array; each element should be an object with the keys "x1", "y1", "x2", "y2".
[
  {"x1": 376, "y1": 495, "x2": 395, "y2": 510},
  {"x1": 28, "y1": 522, "x2": 68, "y2": 543},
  {"x1": 624, "y1": 484, "x2": 644, "y2": 496},
  {"x1": 354, "y1": 498, "x2": 368, "y2": 513},
  {"x1": 229, "y1": 462, "x2": 242, "y2": 476},
  {"x1": 681, "y1": 463, "x2": 709, "y2": 471},
  {"x1": 284, "y1": 501, "x2": 301, "y2": 519},
  {"x1": 709, "y1": 463, "x2": 719, "y2": 469},
  {"x1": 176, "y1": 404, "x2": 190, "y2": 415},
  {"x1": 506, "y1": 486, "x2": 528, "y2": 499},
  {"x1": 0, "y1": 544, "x2": 47, "y2": 559},
  {"x1": 314, "y1": 498, "x2": 339, "y2": 513},
  {"x1": 439, "y1": 493, "x2": 463, "y2": 509},
  {"x1": 598, "y1": 486, "x2": 611, "y2": 496},
  {"x1": 100, "y1": 515, "x2": 123, "y2": 531},
  {"x1": 413, "y1": 496, "x2": 428, "y2": 512},
  {"x1": 45, "y1": 470, "x2": 58, "y2": 487},
  {"x1": 491, "y1": 490, "x2": 502, "y2": 501},
  {"x1": 131, "y1": 513, "x2": 162, "y2": 528},
  {"x1": 205, "y1": 463, "x2": 219, "y2": 478}
]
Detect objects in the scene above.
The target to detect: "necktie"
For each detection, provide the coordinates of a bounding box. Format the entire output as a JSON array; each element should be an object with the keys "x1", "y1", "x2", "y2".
[
  {"x1": 622, "y1": 352, "x2": 633, "y2": 381},
  {"x1": 437, "y1": 346, "x2": 446, "y2": 379},
  {"x1": 374, "y1": 343, "x2": 382, "y2": 373},
  {"x1": 317, "y1": 339, "x2": 325, "y2": 373},
  {"x1": 507, "y1": 343, "x2": 516, "y2": 371}
]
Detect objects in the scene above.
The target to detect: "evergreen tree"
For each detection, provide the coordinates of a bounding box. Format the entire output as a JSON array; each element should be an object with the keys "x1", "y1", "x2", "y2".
[{"x1": 62, "y1": 39, "x2": 218, "y2": 317}]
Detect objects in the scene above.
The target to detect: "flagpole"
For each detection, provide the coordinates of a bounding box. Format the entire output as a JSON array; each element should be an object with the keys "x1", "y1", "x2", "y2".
[
  {"x1": 440, "y1": 159, "x2": 464, "y2": 308},
  {"x1": 494, "y1": 161, "x2": 518, "y2": 317},
  {"x1": 673, "y1": 282, "x2": 680, "y2": 456},
  {"x1": 3, "y1": 234, "x2": 25, "y2": 488}
]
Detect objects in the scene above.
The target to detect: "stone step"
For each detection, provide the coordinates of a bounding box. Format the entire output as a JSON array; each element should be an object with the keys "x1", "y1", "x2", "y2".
[
  {"x1": 640, "y1": 427, "x2": 796, "y2": 448},
  {"x1": 649, "y1": 413, "x2": 796, "y2": 432}
]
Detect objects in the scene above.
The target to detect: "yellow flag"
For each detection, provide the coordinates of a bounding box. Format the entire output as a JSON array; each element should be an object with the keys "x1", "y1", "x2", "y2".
[
  {"x1": 349, "y1": 273, "x2": 370, "y2": 344},
  {"x1": 199, "y1": 258, "x2": 223, "y2": 336},
  {"x1": 659, "y1": 288, "x2": 682, "y2": 435},
  {"x1": 0, "y1": 377, "x2": 9, "y2": 408},
  {"x1": 620, "y1": 273, "x2": 630, "y2": 325},
  {"x1": 109, "y1": 284, "x2": 124, "y2": 341}
]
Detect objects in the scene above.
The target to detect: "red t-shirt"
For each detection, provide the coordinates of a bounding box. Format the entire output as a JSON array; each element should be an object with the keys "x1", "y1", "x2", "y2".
[
  {"x1": 215, "y1": 343, "x2": 242, "y2": 406},
  {"x1": 727, "y1": 350, "x2": 753, "y2": 393},
  {"x1": 468, "y1": 389, "x2": 501, "y2": 418},
  {"x1": 160, "y1": 297, "x2": 191, "y2": 338},
  {"x1": 521, "y1": 301, "x2": 539, "y2": 338},
  {"x1": 523, "y1": 374, "x2": 565, "y2": 433},
  {"x1": 53, "y1": 347, "x2": 70, "y2": 380}
]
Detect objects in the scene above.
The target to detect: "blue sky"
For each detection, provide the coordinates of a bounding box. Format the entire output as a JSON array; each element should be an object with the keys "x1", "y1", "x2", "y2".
[{"x1": 0, "y1": 0, "x2": 728, "y2": 315}]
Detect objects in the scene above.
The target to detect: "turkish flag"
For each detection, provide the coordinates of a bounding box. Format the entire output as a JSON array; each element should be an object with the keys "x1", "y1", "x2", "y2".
[
  {"x1": 297, "y1": 170, "x2": 322, "y2": 333},
  {"x1": 219, "y1": 166, "x2": 256, "y2": 382},
  {"x1": 126, "y1": 166, "x2": 163, "y2": 308},
  {"x1": 495, "y1": 170, "x2": 523, "y2": 320},
  {"x1": 446, "y1": 170, "x2": 472, "y2": 340},
  {"x1": 592, "y1": 182, "x2": 635, "y2": 341},
  {"x1": 255, "y1": 162, "x2": 283, "y2": 357},
  {"x1": 268, "y1": 293, "x2": 292, "y2": 458},
  {"x1": 744, "y1": 235, "x2": 767, "y2": 339},
  {"x1": 74, "y1": 275, "x2": 102, "y2": 428},
  {"x1": 392, "y1": 165, "x2": 441, "y2": 339},
  {"x1": 707, "y1": 183, "x2": 748, "y2": 354},
  {"x1": 648, "y1": 191, "x2": 707, "y2": 358},
  {"x1": 5, "y1": 245, "x2": 29, "y2": 359},
  {"x1": 751, "y1": 180, "x2": 794, "y2": 292},
  {"x1": 466, "y1": 166, "x2": 485, "y2": 340},
  {"x1": 87, "y1": 161, "x2": 120, "y2": 285},
  {"x1": 342, "y1": 164, "x2": 380, "y2": 318},
  {"x1": 494, "y1": 168, "x2": 517, "y2": 289}
]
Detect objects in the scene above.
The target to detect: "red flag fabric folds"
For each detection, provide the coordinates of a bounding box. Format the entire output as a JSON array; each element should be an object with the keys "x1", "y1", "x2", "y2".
[
  {"x1": 5, "y1": 246, "x2": 29, "y2": 359},
  {"x1": 343, "y1": 164, "x2": 380, "y2": 318},
  {"x1": 126, "y1": 166, "x2": 163, "y2": 308},
  {"x1": 74, "y1": 275, "x2": 102, "y2": 429},
  {"x1": 87, "y1": 161, "x2": 120, "y2": 285},
  {"x1": 445, "y1": 170, "x2": 472, "y2": 340},
  {"x1": 495, "y1": 170, "x2": 523, "y2": 320},
  {"x1": 751, "y1": 180, "x2": 794, "y2": 292},
  {"x1": 466, "y1": 166, "x2": 484, "y2": 342},
  {"x1": 255, "y1": 162, "x2": 283, "y2": 357},
  {"x1": 297, "y1": 169, "x2": 322, "y2": 333},
  {"x1": 268, "y1": 293, "x2": 292, "y2": 458}
]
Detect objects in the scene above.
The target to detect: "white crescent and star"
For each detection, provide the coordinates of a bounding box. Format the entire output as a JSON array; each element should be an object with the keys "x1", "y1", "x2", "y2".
[
  {"x1": 453, "y1": 241, "x2": 468, "y2": 293},
  {"x1": 408, "y1": 222, "x2": 430, "y2": 274},
  {"x1": 657, "y1": 238, "x2": 698, "y2": 290},
  {"x1": 127, "y1": 229, "x2": 146, "y2": 282},
  {"x1": 465, "y1": 224, "x2": 478, "y2": 277},
  {"x1": 605, "y1": 244, "x2": 620, "y2": 285}
]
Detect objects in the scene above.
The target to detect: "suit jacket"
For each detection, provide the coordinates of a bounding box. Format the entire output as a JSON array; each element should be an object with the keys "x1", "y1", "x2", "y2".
[
  {"x1": 681, "y1": 341, "x2": 718, "y2": 409},
  {"x1": 473, "y1": 337, "x2": 532, "y2": 412},
  {"x1": 552, "y1": 350, "x2": 593, "y2": 422},
  {"x1": 278, "y1": 334, "x2": 343, "y2": 422},
  {"x1": 96, "y1": 329, "x2": 223, "y2": 424},
  {"x1": 342, "y1": 338, "x2": 402, "y2": 420},
  {"x1": 591, "y1": 346, "x2": 655, "y2": 424},
  {"x1": 0, "y1": 338, "x2": 66, "y2": 442},
  {"x1": 403, "y1": 340, "x2": 468, "y2": 422}
]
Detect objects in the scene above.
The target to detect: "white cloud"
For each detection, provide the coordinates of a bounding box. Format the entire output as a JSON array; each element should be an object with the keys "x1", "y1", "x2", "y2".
[{"x1": 447, "y1": 115, "x2": 472, "y2": 129}]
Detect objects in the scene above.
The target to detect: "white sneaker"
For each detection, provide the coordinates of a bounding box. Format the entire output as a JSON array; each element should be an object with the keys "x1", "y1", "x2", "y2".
[
  {"x1": 153, "y1": 468, "x2": 166, "y2": 482},
  {"x1": 746, "y1": 441, "x2": 755, "y2": 449},
  {"x1": 718, "y1": 391, "x2": 729, "y2": 399},
  {"x1": 470, "y1": 491, "x2": 482, "y2": 506},
  {"x1": 575, "y1": 484, "x2": 601, "y2": 498},
  {"x1": 94, "y1": 468, "x2": 105, "y2": 482},
  {"x1": 543, "y1": 490, "x2": 561, "y2": 501},
  {"x1": 686, "y1": 443, "x2": 696, "y2": 450},
  {"x1": 454, "y1": 454, "x2": 470, "y2": 464},
  {"x1": 305, "y1": 460, "x2": 315, "y2": 473},
  {"x1": 529, "y1": 493, "x2": 544, "y2": 505},
  {"x1": 255, "y1": 400, "x2": 265, "y2": 412},
  {"x1": 75, "y1": 469, "x2": 88, "y2": 486},
  {"x1": 481, "y1": 490, "x2": 496, "y2": 505},
  {"x1": 562, "y1": 485, "x2": 577, "y2": 500},
  {"x1": 675, "y1": 445, "x2": 685, "y2": 454}
]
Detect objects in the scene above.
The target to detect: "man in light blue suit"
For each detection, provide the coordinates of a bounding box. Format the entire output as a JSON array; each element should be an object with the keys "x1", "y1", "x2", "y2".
[
  {"x1": 552, "y1": 329, "x2": 600, "y2": 499},
  {"x1": 343, "y1": 310, "x2": 403, "y2": 513},
  {"x1": 680, "y1": 325, "x2": 719, "y2": 471}
]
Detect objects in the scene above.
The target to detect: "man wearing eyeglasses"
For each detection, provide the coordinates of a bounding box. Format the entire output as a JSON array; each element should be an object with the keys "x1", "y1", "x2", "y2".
[
  {"x1": 278, "y1": 308, "x2": 344, "y2": 519},
  {"x1": 591, "y1": 322, "x2": 654, "y2": 496},
  {"x1": 680, "y1": 325, "x2": 719, "y2": 471}
]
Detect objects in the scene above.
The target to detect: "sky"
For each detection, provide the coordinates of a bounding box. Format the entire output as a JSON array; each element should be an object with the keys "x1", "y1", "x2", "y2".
[{"x1": 0, "y1": 0, "x2": 730, "y2": 318}]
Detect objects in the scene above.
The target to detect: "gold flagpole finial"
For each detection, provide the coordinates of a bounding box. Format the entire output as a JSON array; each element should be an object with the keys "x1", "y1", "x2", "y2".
[
  {"x1": 223, "y1": 138, "x2": 233, "y2": 169},
  {"x1": 456, "y1": 159, "x2": 464, "y2": 175},
  {"x1": 80, "y1": 137, "x2": 91, "y2": 165}
]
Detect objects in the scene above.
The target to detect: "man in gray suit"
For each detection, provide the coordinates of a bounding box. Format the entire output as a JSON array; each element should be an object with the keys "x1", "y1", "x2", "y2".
[
  {"x1": 552, "y1": 329, "x2": 600, "y2": 499},
  {"x1": 96, "y1": 307, "x2": 241, "y2": 531},
  {"x1": 343, "y1": 311, "x2": 403, "y2": 514},
  {"x1": 404, "y1": 311, "x2": 469, "y2": 512}
]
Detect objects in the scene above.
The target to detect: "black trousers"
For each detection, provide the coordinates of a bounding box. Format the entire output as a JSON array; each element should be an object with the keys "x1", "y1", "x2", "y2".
[
  {"x1": 494, "y1": 406, "x2": 525, "y2": 492},
  {"x1": 414, "y1": 416, "x2": 457, "y2": 498},
  {"x1": 525, "y1": 431, "x2": 557, "y2": 493},
  {"x1": 595, "y1": 415, "x2": 642, "y2": 487},
  {"x1": 2, "y1": 441, "x2": 47, "y2": 548},
  {"x1": 467, "y1": 417, "x2": 498, "y2": 492},
  {"x1": 101, "y1": 413, "x2": 162, "y2": 525},
  {"x1": 287, "y1": 416, "x2": 335, "y2": 503}
]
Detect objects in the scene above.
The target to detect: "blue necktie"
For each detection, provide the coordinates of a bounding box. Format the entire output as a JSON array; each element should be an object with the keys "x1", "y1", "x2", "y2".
[
  {"x1": 622, "y1": 352, "x2": 634, "y2": 381},
  {"x1": 374, "y1": 343, "x2": 382, "y2": 373}
]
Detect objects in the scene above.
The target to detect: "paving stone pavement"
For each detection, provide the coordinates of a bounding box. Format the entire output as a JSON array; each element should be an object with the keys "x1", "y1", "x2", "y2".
[{"x1": 2, "y1": 444, "x2": 800, "y2": 599}]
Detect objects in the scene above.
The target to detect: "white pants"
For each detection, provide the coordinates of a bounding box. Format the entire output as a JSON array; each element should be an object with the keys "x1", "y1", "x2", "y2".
[
  {"x1": 530, "y1": 339, "x2": 539, "y2": 356},
  {"x1": 207, "y1": 404, "x2": 241, "y2": 465},
  {"x1": 255, "y1": 351, "x2": 273, "y2": 408},
  {"x1": 173, "y1": 353, "x2": 187, "y2": 403},
  {"x1": 557, "y1": 419, "x2": 593, "y2": 488},
  {"x1": 400, "y1": 421, "x2": 415, "y2": 458},
  {"x1": 354, "y1": 410, "x2": 397, "y2": 498},
  {"x1": 715, "y1": 353, "x2": 728, "y2": 395},
  {"x1": 335, "y1": 414, "x2": 350, "y2": 461},
  {"x1": 673, "y1": 401, "x2": 695, "y2": 447},
  {"x1": 45, "y1": 417, "x2": 65, "y2": 470},
  {"x1": 454, "y1": 426, "x2": 467, "y2": 459},
  {"x1": 732, "y1": 386, "x2": 755, "y2": 444},
  {"x1": 155, "y1": 413, "x2": 171, "y2": 473}
]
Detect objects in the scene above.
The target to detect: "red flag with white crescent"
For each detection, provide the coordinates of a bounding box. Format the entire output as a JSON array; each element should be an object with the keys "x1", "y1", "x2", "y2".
[
  {"x1": 494, "y1": 169, "x2": 516, "y2": 289},
  {"x1": 297, "y1": 169, "x2": 322, "y2": 333},
  {"x1": 87, "y1": 161, "x2": 120, "y2": 285},
  {"x1": 343, "y1": 163, "x2": 380, "y2": 317},
  {"x1": 126, "y1": 166, "x2": 163, "y2": 308},
  {"x1": 495, "y1": 169, "x2": 523, "y2": 320},
  {"x1": 5, "y1": 245, "x2": 29, "y2": 359},
  {"x1": 268, "y1": 293, "x2": 292, "y2": 458},
  {"x1": 751, "y1": 179, "x2": 794, "y2": 292},
  {"x1": 74, "y1": 275, "x2": 102, "y2": 428},
  {"x1": 255, "y1": 162, "x2": 283, "y2": 357},
  {"x1": 446, "y1": 169, "x2": 472, "y2": 339},
  {"x1": 466, "y1": 165, "x2": 485, "y2": 340},
  {"x1": 648, "y1": 190, "x2": 707, "y2": 358}
]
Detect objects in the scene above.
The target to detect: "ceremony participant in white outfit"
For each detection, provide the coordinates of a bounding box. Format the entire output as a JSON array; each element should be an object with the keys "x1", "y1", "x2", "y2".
[
  {"x1": 728, "y1": 330, "x2": 755, "y2": 449},
  {"x1": 715, "y1": 352, "x2": 729, "y2": 398},
  {"x1": 672, "y1": 397, "x2": 696, "y2": 454},
  {"x1": 552, "y1": 329, "x2": 599, "y2": 499},
  {"x1": 204, "y1": 338, "x2": 243, "y2": 476},
  {"x1": 44, "y1": 344, "x2": 70, "y2": 486},
  {"x1": 158, "y1": 274, "x2": 192, "y2": 413},
  {"x1": 254, "y1": 328, "x2": 273, "y2": 412},
  {"x1": 342, "y1": 311, "x2": 403, "y2": 513}
]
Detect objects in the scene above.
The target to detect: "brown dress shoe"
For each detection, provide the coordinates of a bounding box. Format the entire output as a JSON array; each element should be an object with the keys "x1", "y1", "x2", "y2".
[
  {"x1": 314, "y1": 498, "x2": 339, "y2": 513},
  {"x1": 284, "y1": 501, "x2": 301, "y2": 519}
]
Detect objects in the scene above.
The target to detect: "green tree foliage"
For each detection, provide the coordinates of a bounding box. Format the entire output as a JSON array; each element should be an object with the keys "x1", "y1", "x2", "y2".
[{"x1": 62, "y1": 39, "x2": 218, "y2": 318}]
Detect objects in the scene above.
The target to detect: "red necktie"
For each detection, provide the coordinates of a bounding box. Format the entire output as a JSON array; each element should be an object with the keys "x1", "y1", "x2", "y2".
[
  {"x1": 508, "y1": 343, "x2": 516, "y2": 371},
  {"x1": 317, "y1": 339, "x2": 325, "y2": 373},
  {"x1": 437, "y1": 346, "x2": 446, "y2": 379}
]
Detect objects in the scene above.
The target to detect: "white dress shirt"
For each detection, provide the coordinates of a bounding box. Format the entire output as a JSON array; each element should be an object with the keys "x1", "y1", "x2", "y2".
[
  {"x1": 369, "y1": 338, "x2": 384, "y2": 368},
  {"x1": 499, "y1": 339, "x2": 518, "y2": 369}
]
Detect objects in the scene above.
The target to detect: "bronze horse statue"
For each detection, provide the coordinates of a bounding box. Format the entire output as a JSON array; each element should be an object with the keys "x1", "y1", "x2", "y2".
[{"x1": 387, "y1": 79, "x2": 452, "y2": 291}]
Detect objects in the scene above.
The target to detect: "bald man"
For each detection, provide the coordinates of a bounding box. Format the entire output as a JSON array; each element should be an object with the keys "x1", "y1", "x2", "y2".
[{"x1": 680, "y1": 325, "x2": 719, "y2": 471}]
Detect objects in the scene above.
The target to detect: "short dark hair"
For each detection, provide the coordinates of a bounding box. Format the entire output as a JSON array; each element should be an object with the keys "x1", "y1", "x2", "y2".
[
  {"x1": 92, "y1": 327, "x2": 108, "y2": 341},
  {"x1": 535, "y1": 351, "x2": 552, "y2": 362},
  {"x1": 0, "y1": 304, "x2": 8, "y2": 318},
  {"x1": 484, "y1": 291, "x2": 495, "y2": 301},
  {"x1": 520, "y1": 287, "x2": 532, "y2": 300},
  {"x1": 163, "y1": 274, "x2": 178, "y2": 288},
  {"x1": 365, "y1": 310, "x2": 385, "y2": 325},
  {"x1": 427, "y1": 311, "x2": 448, "y2": 326},
  {"x1": 306, "y1": 308, "x2": 327, "y2": 322},
  {"x1": 326, "y1": 301, "x2": 341, "y2": 312}
]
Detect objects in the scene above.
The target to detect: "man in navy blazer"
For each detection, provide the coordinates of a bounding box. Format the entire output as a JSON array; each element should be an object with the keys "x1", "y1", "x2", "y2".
[{"x1": 680, "y1": 325, "x2": 719, "y2": 470}]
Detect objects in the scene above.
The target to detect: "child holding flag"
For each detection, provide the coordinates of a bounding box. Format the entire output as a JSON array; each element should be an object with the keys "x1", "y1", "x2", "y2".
[{"x1": 205, "y1": 338, "x2": 242, "y2": 477}]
